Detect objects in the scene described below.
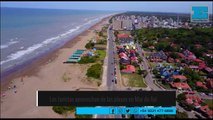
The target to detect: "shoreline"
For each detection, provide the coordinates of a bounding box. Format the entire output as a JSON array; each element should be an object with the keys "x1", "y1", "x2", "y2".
[
  {"x1": 0, "y1": 16, "x2": 111, "y2": 118},
  {"x1": 0, "y1": 16, "x2": 110, "y2": 92}
]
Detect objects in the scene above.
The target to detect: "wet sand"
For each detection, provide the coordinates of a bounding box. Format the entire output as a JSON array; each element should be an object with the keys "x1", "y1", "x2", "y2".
[{"x1": 0, "y1": 16, "x2": 110, "y2": 118}]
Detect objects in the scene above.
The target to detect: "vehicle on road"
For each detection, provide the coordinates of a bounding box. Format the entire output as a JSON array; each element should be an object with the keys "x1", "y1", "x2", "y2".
[
  {"x1": 208, "y1": 93, "x2": 213, "y2": 96},
  {"x1": 195, "y1": 113, "x2": 202, "y2": 119}
]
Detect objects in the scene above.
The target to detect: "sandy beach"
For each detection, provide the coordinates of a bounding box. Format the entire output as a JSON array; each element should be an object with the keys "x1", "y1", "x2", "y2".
[{"x1": 0, "y1": 17, "x2": 110, "y2": 118}]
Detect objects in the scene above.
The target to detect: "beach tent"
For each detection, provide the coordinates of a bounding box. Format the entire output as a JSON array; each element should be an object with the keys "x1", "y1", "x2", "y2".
[{"x1": 92, "y1": 48, "x2": 97, "y2": 51}]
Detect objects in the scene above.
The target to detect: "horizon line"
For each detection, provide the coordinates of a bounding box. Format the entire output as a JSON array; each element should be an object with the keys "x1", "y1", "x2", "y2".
[{"x1": 1, "y1": 6, "x2": 213, "y2": 15}]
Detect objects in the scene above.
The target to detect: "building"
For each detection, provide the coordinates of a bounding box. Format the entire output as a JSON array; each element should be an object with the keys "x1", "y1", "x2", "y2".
[
  {"x1": 149, "y1": 50, "x2": 167, "y2": 62},
  {"x1": 185, "y1": 94, "x2": 202, "y2": 108},
  {"x1": 119, "y1": 37, "x2": 134, "y2": 46},
  {"x1": 172, "y1": 75, "x2": 187, "y2": 82},
  {"x1": 170, "y1": 82, "x2": 191, "y2": 90},
  {"x1": 113, "y1": 19, "x2": 122, "y2": 30},
  {"x1": 120, "y1": 58, "x2": 130, "y2": 65},
  {"x1": 122, "y1": 20, "x2": 133, "y2": 30},
  {"x1": 121, "y1": 65, "x2": 136, "y2": 73},
  {"x1": 196, "y1": 81, "x2": 207, "y2": 89},
  {"x1": 199, "y1": 105, "x2": 213, "y2": 118},
  {"x1": 206, "y1": 78, "x2": 213, "y2": 89}
]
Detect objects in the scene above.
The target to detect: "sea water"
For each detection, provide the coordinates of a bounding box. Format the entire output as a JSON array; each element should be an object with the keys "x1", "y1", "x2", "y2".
[{"x1": 0, "y1": 7, "x2": 114, "y2": 77}]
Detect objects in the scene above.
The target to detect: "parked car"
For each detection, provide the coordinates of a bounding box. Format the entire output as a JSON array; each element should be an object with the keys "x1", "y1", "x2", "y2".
[
  {"x1": 195, "y1": 114, "x2": 202, "y2": 119},
  {"x1": 208, "y1": 93, "x2": 213, "y2": 96},
  {"x1": 200, "y1": 92, "x2": 205, "y2": 96}
]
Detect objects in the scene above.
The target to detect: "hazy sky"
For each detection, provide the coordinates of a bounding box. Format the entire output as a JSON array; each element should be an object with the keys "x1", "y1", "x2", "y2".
[{"x1": 1, "y1": 1, "x2": 213, "y2": 13}]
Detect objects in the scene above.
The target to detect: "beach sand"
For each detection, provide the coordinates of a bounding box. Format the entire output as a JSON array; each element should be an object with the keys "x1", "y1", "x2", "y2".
[{"x1": 0, "y1": 17, "x2": 110, "y2": 118}]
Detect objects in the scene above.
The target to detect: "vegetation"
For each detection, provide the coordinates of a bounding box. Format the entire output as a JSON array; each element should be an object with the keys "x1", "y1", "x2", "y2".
[
  {"x1": 78, "y1": 56, "x2": 96, "y2": 64},
  {"x1": 95, "y1": 50, "x2": 106, "y2": 61},
  {"x1": 120, "y1": 64, "x2": 126, "y2": 70},
  {"x1": 177, "y1": 93, "x2": 186, "y2": 102},
  {"x1": 96, "y1": 39, "x2": 107, "y2": 45},
  {"x1": 122, "y1": 73, "x2": 147, "y2": 87},
  {"x1": 85, "y1": 41, "x2": 95, "y2": 49},
  {"x1": 136, "y1": 28, "x2": 213, "y2": 49},
  {"x1": 75, "y1": 114, "x2": 93, "y2": 119},
  {"x1": 52, "y1": 106, "x2": 76, "y2": 115},
  {"x1": 204, "y1": 99, "x2": 213, "y2": 110},
  {"x1": 86, "y1": 63, "x2": 102, "y2": 79}
]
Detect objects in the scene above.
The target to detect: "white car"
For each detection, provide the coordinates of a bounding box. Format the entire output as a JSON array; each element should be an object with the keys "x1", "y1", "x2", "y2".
[
  {"x1": 208, "y1": 93, "x2": 213, "y2": 96},
  {"x1": 200, "y1": 92, "x2": 205, "y2": 96}
]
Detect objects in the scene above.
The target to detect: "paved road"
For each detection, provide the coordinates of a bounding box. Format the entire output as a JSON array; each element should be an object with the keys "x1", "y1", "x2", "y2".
[
  {"x1": 136, "y1": 42, "x2": 161, "y2": 91},
  {"x1": 96, "y1": 25, "x2": 121, "y2": 118}
]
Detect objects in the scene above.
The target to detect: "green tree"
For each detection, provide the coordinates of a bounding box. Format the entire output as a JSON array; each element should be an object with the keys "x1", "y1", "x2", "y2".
[
  {"x1": 174, "y1": 78, "x2": 181, "y2": 82},
  {"x1": 170, "y1": 52, "x2": 179, "y2": 59},
  {"x1": 177, "y1": 93, "x2": 186, "y2": 102},
  {"x1": 86, "y1": 63, "x2": 102, "y2": 79}
]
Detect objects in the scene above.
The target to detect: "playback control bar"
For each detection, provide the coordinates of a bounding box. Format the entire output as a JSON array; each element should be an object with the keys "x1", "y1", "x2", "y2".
[{"x1": 76, "y1": 107, "x2": 176, "y2": 115}]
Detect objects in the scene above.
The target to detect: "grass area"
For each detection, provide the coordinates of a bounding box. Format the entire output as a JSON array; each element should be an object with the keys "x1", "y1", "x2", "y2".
[
  {"x1": 149, "y1": 62, "x2": 156, "y2": 68},
  {"x1": 52, "y1": 106, "x2": 76, "y2": 115},
  {"x1": 143, "y1": 48, "x2": 151, "y2": 51},
  {"x1": 94, "y1": 44, "x2": 106, "y2": 50},
  {"x1": 122, "y1": 73, "x2": 147, "y2": 87},
  {"x1": 204, "y1": 99, "x2": 213, "y2": 110},
  {"x1": 75, "y1": 114, "x2": 93, "y2": 119},
  {"x1": 157, "y1": 81, "x2": 172, "y2": 89},
  {"x1": 118, "y1": 30, "x2": 131, "y2": 35},
  {"x1": 86, "y1": 63, "x2": 102, "y2": 79},
  {"x1": 96, "y1": 50, "x2": 106, "y2": 61}
]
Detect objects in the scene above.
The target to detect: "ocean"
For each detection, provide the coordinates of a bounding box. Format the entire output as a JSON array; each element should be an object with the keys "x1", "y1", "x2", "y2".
[{"x1": 0, "y1": 7, "x2": 114, "y2": 78}]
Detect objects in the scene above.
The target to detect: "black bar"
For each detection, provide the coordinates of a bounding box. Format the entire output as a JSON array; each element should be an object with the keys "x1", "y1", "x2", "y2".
[{"x1": 38, "y1": 91, "x2": 176, "y2": 107}]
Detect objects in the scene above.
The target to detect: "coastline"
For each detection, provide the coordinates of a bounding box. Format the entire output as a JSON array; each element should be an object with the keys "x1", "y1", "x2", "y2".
[
  {"x1": 0, "y1": 16, "x2": 110, "y2": 91},
  {"x1": 0, "y1": 16, "x2": 111, "y2": 118}
]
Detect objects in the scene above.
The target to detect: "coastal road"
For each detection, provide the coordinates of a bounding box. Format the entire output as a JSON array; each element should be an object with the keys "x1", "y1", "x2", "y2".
[
  {"x1": 95, "y1": 24, "x2": 121, "y2": 118},
  {"x1": 136, "y1": 41, "x2": 162, "y2": 91}
]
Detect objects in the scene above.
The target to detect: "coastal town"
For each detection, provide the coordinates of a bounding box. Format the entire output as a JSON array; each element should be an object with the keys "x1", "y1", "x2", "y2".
[
  {"x1": 109, "y1": 13, "x2": 213, "y2": 119},
  {"x1": 1, "y1": 8, "x2": 213, "y2": 119}
]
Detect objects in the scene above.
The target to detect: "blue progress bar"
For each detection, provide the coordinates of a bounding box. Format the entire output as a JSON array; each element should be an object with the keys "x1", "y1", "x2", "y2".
[{"x1": 76, "y1": 107, "x2": 176, "y2": 115}]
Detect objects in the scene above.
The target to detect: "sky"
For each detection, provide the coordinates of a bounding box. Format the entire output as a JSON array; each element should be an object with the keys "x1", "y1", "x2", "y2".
[{"x1": 1, "y1": 1, "x2": 213, "y2": 14}]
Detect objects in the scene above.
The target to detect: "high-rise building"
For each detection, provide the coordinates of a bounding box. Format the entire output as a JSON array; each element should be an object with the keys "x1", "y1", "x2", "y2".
[{"x1": 112, "y1": 19, "x2": 122, "y2": 30}]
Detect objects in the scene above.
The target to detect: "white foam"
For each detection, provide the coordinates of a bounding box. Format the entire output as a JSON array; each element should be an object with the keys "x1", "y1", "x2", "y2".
[
  {"x1": 0, "y1": 41, "x2": 19, "y2": 49},
  {"x1": 0, "y1": 14, "x2": 113, "y2": 65}
]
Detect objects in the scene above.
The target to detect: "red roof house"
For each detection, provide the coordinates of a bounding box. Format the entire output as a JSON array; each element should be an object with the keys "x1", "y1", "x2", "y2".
[
  {"x1": 117, "y1": 34, "x2": 129, "y2": 39},
  {"x1": 129, "y1": 49, "x2": 136, "y2": 53},
  {"x1": 175, "y1": 59, "x2": 180, "y2": 63},
  {"x1": 178, "y1": 53, "x2": 185, "y2": 59},
  {"x1": 200, "y1": 105, "x2": 213, "y2": 118},
  {"x1": 121, "y1": 65, "x2": 136, "y2": 73},
  {"x1": 199, "y1": 62, "x2": 206, "y2": 70},
  {"x1": 119, "y1": 52, "x2": 128, "y2": 58},
  {"x1": 204, "y1": 67, "x2": 213, "y2": 73},
  {"x1": 194, "y1": 58, "x2": 203, "y2": 63},
  {"x1": 170, "y1": 82, "x2": 191, "y2": 90},
  {"x1": 189, "y1": 65, "x2": 199, "y2": 70},
  {"x1": 131, "y1": 56, "x2": 138, "y2": 63},
  {"x1": 206, "y1": 78, "x2": 213, "y2": 89},
  {"x1": 185, "y1": 94, "x2": 202, "y2": 103},
  {"x1": 172, "y1": 75, "x2": 187, "y2": 81},
  {"x1": 168, "y1": 57, "x2": 174, "y2": 63},
  {"x1": 196, "y1": 81, "x2": 207, "y2": 89}
]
